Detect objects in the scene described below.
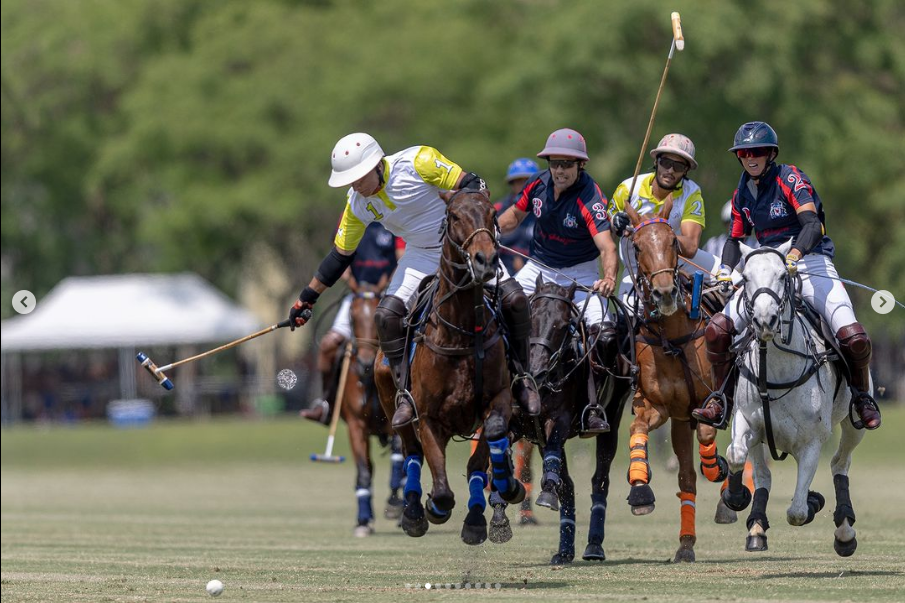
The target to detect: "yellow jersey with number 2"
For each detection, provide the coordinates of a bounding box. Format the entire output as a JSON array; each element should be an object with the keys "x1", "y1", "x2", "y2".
[
  {"x1": 609, "y1": 172, "x2": 706, "y2": 233},
  {"x1": 333, "y1": 146, "x2": 464, "y2": 252}
]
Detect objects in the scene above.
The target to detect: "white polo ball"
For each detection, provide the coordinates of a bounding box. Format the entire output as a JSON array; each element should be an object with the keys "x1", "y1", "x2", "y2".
[{"x1": 206, "y1": 579, "x2": 224, "y2": 597}]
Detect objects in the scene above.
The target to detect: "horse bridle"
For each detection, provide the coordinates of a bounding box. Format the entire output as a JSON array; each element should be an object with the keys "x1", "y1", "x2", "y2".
[
  {"x1": 528, "y1": 291, "x2": 580, "y2": 391},
  {"x1": 738, "y1": 247, "x2": 798, "y2": 345},
  {"x1": 630, "y1": 218, "x2": 681, "y2": 315},
  {"x1": 439, "y1": 190, "x2": 500, "y2": 292}
]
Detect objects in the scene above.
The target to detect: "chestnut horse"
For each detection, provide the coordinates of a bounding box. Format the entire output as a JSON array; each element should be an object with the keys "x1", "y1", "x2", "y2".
[
  {"x1": 340, "y1": 279, "x2": 405, "y2": 536},
  {"x1": 621, "y1": 200, "x2": 731, "y2": 562},
  {"x1": 374, "y1": 190, "x2": 525, "y2": 545}
]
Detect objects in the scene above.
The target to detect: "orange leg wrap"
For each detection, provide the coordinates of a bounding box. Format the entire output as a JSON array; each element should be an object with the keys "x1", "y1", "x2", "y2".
[
  {"x1": 699, "y1": 441, "x2": 722, "y2": 482},
  {"x1": 629, "y1": 433, "x2": 651, "y2": 484},
  {"x1": 678, "y1": 491, "x2": 696, "y2": 538},
  {"x1": 743, "y1": 460, "x2": 755, "y2": 494}
]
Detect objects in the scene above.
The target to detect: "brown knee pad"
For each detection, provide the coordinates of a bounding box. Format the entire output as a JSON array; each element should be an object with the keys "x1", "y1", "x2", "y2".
[
  {"x1": 836, "y1": 323, "x2": 871, "y2": 369},
  {"x1": 705, "y1": 313, "x2": 736, "y2": 366}
]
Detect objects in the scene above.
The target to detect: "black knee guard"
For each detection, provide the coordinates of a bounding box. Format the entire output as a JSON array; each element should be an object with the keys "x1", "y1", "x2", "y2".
[{"x1": 375, "y1": 295, "x2": 408, "y2": 361}]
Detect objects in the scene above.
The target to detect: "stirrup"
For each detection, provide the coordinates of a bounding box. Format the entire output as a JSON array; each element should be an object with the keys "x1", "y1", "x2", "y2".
[
  {"x1": 580, "y1": 404, "x2": 610, "y2": 436},
  {"x1": 848, "y1": 391, "x2": 880, "y2": 431},
  {"x1": 393, "y1": 389, "x2": 418, "y2": 427},
  {"x1": 693, "y1": 391, "x2": 729, "y2": 430},
  {"x1": 511, "y1": 373, "x2": 541, "y2": 416}
]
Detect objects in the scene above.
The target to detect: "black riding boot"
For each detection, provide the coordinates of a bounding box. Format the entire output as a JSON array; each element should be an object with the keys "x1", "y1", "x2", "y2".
[
  {"x1": 692, "y1": 313, "x2": 736, "y2": 428},
  {"x1": 500, "y1": 279, "x2": 541, "y2": 416},
  {"x1": 837, "y1": 323, "x2": 881, "y2": 430},
  {"x1": 583, "y1": 322, "x2": 616, "y2": 434},
  {"x1": 375, "y1": 295, "x2": 417, "y2": 428}
]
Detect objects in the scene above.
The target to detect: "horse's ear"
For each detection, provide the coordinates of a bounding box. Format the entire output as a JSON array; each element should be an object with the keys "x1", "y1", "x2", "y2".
[
  {"x1": 739, "y1": 241, "x2": 755, "y2": 258},
  {"x1": 776, "y1": 238, "x2": 794, "y2": 256},
  {"x1": 623, "y1": 201, "x2": 642, "y2": 226},
  {"x1": 536, "y1": 273, "x2": 545, "y2": 291},
  {"x1": 658, "y1": 194, "x2": 674, "y2": 220},
  {"x1": 567, "y1": 282, "x2": 577, "y2": 298}
]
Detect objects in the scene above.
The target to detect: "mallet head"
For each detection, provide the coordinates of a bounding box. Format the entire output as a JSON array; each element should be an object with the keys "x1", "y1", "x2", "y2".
[{"x1": 136, "y1": 352, "x2": 174, "y2": 390}]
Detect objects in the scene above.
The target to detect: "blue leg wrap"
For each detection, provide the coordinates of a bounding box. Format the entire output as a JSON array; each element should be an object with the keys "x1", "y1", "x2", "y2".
[
  {"x1": 468, "y1": 472, "x2": 489, "y2": 510},
  {"x1": 403, "y1": 455, "x2": 423, "y2": 498},
  {"x1": 587, "y1": 493, "x2": 608, "y2": 545},
  {"x1": 543, "y1": 451, "x2": 563, "y2": 487},
  {"x1": 488, "y1": 436, "x2": 514, "y2": 494},
  {"x1": 356, "y1": 487, "x2": 373, "y2": 523},
  {"x1": 390, "y1": 453, "x2": 405, "y2": 493},
  {"x1": 559, "y1": 491, "x2": 576, "y2": 553}
]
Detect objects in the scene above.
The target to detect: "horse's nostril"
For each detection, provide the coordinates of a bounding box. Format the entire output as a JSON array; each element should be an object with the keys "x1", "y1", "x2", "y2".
[
  {"x1": 474, "y1": 251, "x2": 486, "y2": 267},
  {"x1": 488, "y1": 251, "x2": 498, "y2": 267},
  {"x1": 652, "y1": 289, "x2": 662, "y2": 300}
]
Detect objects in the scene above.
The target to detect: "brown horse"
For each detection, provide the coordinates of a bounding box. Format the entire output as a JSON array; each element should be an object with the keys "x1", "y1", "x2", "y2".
[
  {"x1": 621, "y1": 199, "x2": 731, "y2": 562},
  {"x1": 374, "y1": 190, "x2": 525, "y2": 545},
  {"x1": 339, "y1": 278, "x2": 406, "y2": 536}
]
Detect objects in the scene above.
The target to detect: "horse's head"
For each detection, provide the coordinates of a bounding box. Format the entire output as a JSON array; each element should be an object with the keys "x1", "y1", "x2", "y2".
[
  {"x1": 528, "y1": 275, "x2": 577, "y2": 390},
  {"x1": 626, "y1": 198, "x2": 679, "y2": 315},
  {"x1": 349, "y1": 276, "x2": 385, "y2": 378},
  {"x1": 442, "y1": 190, "x2": 500, "y2": 286},
  {"x1": 740, "y1": 239, "x2": 793, "y2": 342}
]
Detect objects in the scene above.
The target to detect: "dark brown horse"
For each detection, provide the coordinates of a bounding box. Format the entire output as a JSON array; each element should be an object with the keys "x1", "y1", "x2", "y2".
[
  {"x1": 497, "y1": 277, "x2": 631, "y2": 564},
  {"x1": 374, "y1": 190, "x2": 525, "y2": 545},
  {"x1": 621, "y1": 199, "x2": 731, "y2": 562},
  {"x1": 339, "y1": 278, "x2": 405, "y2": 536}
]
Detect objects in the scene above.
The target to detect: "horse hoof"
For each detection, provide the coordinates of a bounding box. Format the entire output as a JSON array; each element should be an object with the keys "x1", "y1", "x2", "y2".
[
  {"x1": 722, "y1": 485, "x2": 752, "y2": 512},
  {"x1": 384, "y1": 496, "x2": 404, "y2": 520},
  {"x1": 535, "y1": 490, "x2": 560, "y2": 512},
  {"x1": 804, "y1": 491, "x2": 826, "y2": 525},
  {"x1": 627, "y1": 483, "x2": 656, "y2": 513},
  {"x1": 400, "y1": 508, "x2": 429, "y2": 538},
  {"x1": 834, "y1": 536, "x2": 857, "y2": 557},
  {"x1": 746, "y1": 534, "x2": 768, "y2": 551},
  {"x1": 582, "y1": 543, "x2": 606, "y2": 561},
  {"x1": 426, "y1": 504, "x2": 452, "y2": 525},
  {"x1": 714, "y1": 498, "x2": 738, "y2": 524},
  {"x1": 673, "y1": 548, "x2": 696, "y2": 563},
  {"x1": 500, "y1": 480, "x2": 526, "y2": 505},
  {"x1": 550, "y1": 552, "x2": 574, "y2": 565},
  {"x1": 461, "y1": 507, "x2": 488, "y2": 546},
  {"x1": 489, "y1": 514, "x2": 512, "y2": 544},
  {"x1": 353, "y1": 524, "x2": 374, "y2": 538}
]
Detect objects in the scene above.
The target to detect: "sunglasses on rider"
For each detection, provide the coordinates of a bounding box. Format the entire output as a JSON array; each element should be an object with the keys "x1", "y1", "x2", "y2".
[
  {"x1": 657, "y1": 156, "x2": 689, "y2": 173},
  {"x1": 735, "y1": 147, "x2": 772, "y2": 159},
  {"x1": 548, "y1": 159, "x2": 579, "y2": 170}
]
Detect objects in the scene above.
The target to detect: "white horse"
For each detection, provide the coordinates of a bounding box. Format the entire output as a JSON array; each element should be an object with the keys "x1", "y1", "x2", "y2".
[{"x1": 721, "y1": 240, "x2": 866, "y2": 556}]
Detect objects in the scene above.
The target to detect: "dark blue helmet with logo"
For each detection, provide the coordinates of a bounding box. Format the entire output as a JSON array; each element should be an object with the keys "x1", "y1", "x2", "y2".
[{"x1": 729, "y1": 121, "x2": 779, "y2": 153}]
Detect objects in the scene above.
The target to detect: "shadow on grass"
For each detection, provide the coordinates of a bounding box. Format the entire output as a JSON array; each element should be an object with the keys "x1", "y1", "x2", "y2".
[{"x1": 760, "y1": 570, "x2": 904, "y2": 580}]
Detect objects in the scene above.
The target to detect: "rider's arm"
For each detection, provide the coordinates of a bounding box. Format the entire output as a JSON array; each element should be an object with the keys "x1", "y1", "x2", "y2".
[
  {"x1": 498, "y1": 204, "x2": 527, "y2": 234},
  {"x1": 789, "y1": 203, "x2": 823, "y2": 260},
  {"x1": 721, "y1": 237, "x2": 742, "y2": 270},
  {"x1": 678, "y1": 221, "x2": 703, "y2": 257}
]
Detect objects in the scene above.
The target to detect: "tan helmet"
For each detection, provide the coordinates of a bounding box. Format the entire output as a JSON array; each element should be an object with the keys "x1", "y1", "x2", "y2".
[
  {"x1": 328, "y1": 133, "x2": 385, "y2": 188},
  {"x1": 537, "y1": 128, "x2": 589, "y2": 161},
  {"x1": 650, "y1": 133, "x2": 697, "y2": 170}
]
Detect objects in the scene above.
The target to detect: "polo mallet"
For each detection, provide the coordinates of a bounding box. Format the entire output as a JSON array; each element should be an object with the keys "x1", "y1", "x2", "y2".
[
  {"x1": 310, "y1": 340, "x2": 353, "y2": 463},
  {"x1": 625, "y1": 11, "x2": 685, "y2": 202},
  {"x1": 136, "y1": 310, "x2": 310, "y2": 389}
]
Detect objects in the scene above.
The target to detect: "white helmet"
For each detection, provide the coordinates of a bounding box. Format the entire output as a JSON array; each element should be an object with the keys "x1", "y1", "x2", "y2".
[
  {"x1": 650, "y1": 133, "x2": 697, "y2": 170},
  {"x1": 721, "y1": 200, "x2": 733, "y2": 223},
  {"x1": 328, "y1": 133, "x2": 385, "y2": 188}
]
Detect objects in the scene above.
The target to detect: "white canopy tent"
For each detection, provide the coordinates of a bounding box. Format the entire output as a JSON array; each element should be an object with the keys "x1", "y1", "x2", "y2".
[{"x1": 2, "y1": 273, "x2": 263, "y2": 422}]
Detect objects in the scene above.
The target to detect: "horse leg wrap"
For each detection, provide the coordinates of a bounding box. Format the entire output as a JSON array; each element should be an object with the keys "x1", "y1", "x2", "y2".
[
  {"x1": 678, "y1": 492, "x2": 696, "y2": 538},
  {"x1": 745, "y1": 488, "x2": 770, "y2": 532},
  {"x1": 516, "y1": 444, "x2": 534, "y2": 512},
  {"x1": 356, "y1": 487, "x2": 373, "y2": 523},
  {"x1": 390, "y1": 453, "x2": 405, "y2": 494},
  {"x1": 542, "y1": 452, "x2": 563, "y2": 490},
  {"x1": 832, "y1": 474, "x2": 856, "y2": 528},
  {"x1": 403, "y1": 455, "x2": 423, "y2": 498},
  {"x1": 699, "y1": 441, "x2": 728, "y2": 482},
  {"x1": 587, "y1": 494, "x2": 607, "y2": 546},
  {"x1": 805, "y1": 491, "x2": 826, "y2": 525},
  {"x1": 628, "y1": 433, "x2": 651, "y2": 485},
  {"x1": 488, "y1": 436, "x2": 516, "y2": 495},
  {"x1": 722, "y1": 471, "x2": 752, "y2": 511},
  {"x1": 468, "y1": 472, "x2": 489, "y2": 511},
  {"x1": 559, "y1": 492, "x2": 577, "y2": 555}
]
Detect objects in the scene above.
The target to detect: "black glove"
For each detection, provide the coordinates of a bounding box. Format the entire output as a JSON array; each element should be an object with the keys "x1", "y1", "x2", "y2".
[
  {"x1": 459, "y1": 171, "x2": 487, "y2": 193},
  {"x1": 288, "y1": 287, "x2": 320, "y2": 331},
  {"x1": 612, "y1": 211, "x2": 631, "y2": 237}
]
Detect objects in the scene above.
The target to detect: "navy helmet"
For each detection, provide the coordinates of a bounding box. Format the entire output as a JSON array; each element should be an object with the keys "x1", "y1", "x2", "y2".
[{"x1": 729, "y1": 121, "x2": 779, "y2": 153}]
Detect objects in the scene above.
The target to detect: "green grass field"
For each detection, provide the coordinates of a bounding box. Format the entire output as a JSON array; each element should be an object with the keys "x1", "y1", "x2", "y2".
[{"x1": 3, "y1": 406, "x2": 904, "y2": 602}]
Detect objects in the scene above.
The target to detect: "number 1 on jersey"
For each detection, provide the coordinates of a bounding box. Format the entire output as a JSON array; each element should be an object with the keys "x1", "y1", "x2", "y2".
[{"x1": 365, "y1": 201, "x2": 383, "y2": 220}]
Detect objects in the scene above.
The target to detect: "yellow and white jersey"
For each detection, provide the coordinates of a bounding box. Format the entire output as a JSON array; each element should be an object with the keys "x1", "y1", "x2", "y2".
[
  {"x1": 609, "y1": 172, "x2": 705, "y2": 234},
  {"x1": 333, "y1": 146, "x2": 463, "y2": 251}
]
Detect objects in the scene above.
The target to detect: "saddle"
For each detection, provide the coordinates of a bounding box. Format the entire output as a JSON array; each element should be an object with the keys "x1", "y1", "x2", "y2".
[{"x1": 793, "y1": 296, "x2": 849, "y2": 393}]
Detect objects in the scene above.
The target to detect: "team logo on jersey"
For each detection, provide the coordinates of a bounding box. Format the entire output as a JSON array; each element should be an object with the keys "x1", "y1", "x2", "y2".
[
  {"x1": 769, "y1": 199, "x2": 788, "y2": 219},
  {"x1": 337, "y1": 227, "x2": 345, "y2": 238},
  {"x1": 563, "y1": 213, "x2": 578, "y2": 229},
  {"x1": 532, "y1": 198, "x2": 543, "y2": 217},
  {"x1": 377, "y1": 232, "x2": 393, "y2": 246}
]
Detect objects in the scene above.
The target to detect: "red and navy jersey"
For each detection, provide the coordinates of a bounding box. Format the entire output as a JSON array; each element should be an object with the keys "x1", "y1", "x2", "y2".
[
  {"x1": 351, "y1": 222, "x2": 398, "y2": 284},
  {"x1": 729, "y1": 163, "x2": 834, "y2": 258},
  {"x1": 515, "y1": 170, "x2": 610, "y2": 268},
  {"x1": 494, "y1": 193, "x2": 535, "y2": 274}
]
